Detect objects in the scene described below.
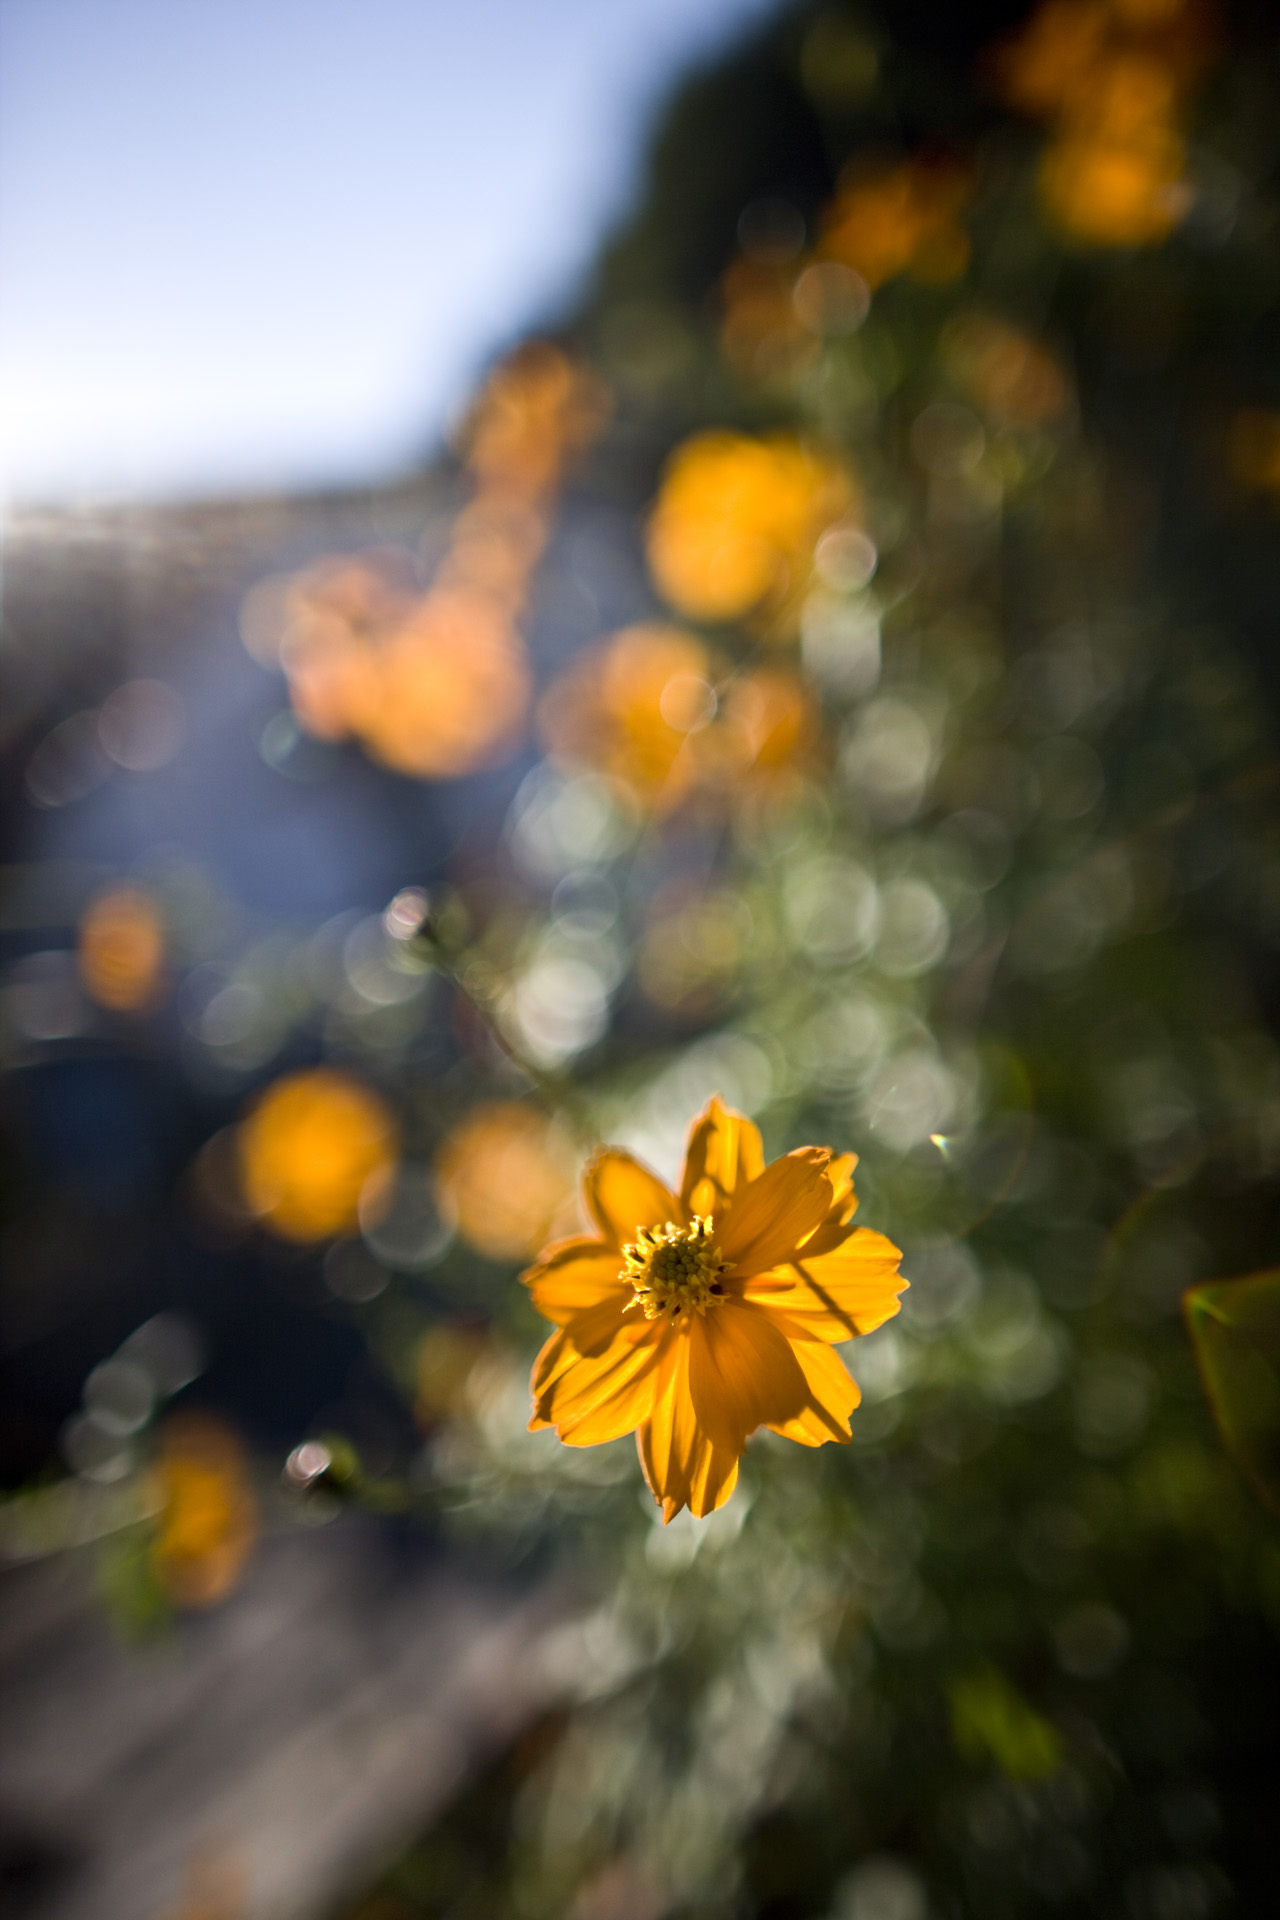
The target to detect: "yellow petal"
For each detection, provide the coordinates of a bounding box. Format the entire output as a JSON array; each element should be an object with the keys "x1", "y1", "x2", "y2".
[
  {"x1": 679, "y1": 1095, "x2": 766, "y2": 1218},
  {"x1": 529, "y1": 1327, "x2": 574, "y2": 1416},
  {"x1": 584, "y1": 1148, "x2": 682, "y2": 1248},
  {"x1": 745, "y1": 1229, "x2": 906, "y2": 1341},
  {"x1": 794, "y1": 1153, "x2": 861, "y2": 1257},
  {"x1": 530, "y1": 1317, "x2": 663, "y2": 1444},
  {"x1": 716, "y1": 1148, "x2": 833, "y2": 1275},
  {"x1": 687, "y1": 1301, "x2": 809, "y2": 1453},
  {"x1": 762, "y1": 1312, "x2": 859, "y2": 1445},
  {"x1": 636, "y1": 1332, "x2": 739, "y2": 1521},
  {"x1": 522, "y1": 1236, "x2": 631, "y2": 1335}
]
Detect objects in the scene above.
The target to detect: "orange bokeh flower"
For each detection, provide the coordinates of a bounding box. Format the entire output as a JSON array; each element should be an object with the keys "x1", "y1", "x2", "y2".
[
  {"x1": 78, "y1": 885, "x2": 167, "y2": 1012},
  {"x1": 538, "y1": 623, "x2": 717, "y2": 810},
  {"x1": 992, "y1": 0, "x2": 1111, "y2": 118},
  {"x1": 436, "y1": 1102, "x2": 579, "y2": 1263},
  {"x1": 992, "y1": 0, "x2": 1209, "y2": 249},
  {"x1": 712, "y1": 666, "x2": 820, "y2": 783},
  {"x1": 539, "y1": 631, "x2": 820, "y2": 815},
  {"x1": 457, "y1": 340, "x2": 612, "y2": 502},
  {"x1": 242, "y1": 344, "x2": 609, "y2": 780},
  {"x1": 1038, "y1": 122, "x2": 1189, "y2": 246},
  {"x1": 236, "y1": 1068, "x2": 397, "y2": 1242},
  {"x1": 258, "y1": 551, "x2": 532, "y2": 778},
  {"x1": 524, "y1": 1097, "x2": 906, "y2": 1521},
  {"x1": 647, "y1": 431, "x2": 856, "y2": 629},
  {"x1": 149, "y1": 1415, "x2": 258, "y2": 1609},
  {"x1": 819, "y1": 159, "x2": 971, "y2": 291},
  {"x1": 273, "y1": 553, "x2": 413, "y2": 742},
  {"x1": 358, "y1": 587, "x2": 533, "y2": 780}
]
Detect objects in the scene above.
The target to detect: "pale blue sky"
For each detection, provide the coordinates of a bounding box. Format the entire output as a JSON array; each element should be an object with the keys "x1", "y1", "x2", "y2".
[{"x1": 0, "y1": 0, "x2": 772, "y2": 505}]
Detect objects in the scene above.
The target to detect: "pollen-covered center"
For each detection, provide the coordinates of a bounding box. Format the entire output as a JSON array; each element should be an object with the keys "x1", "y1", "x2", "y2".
[{"x1": 622, "y1": 1215, "x2": 728, "y2": 1321}]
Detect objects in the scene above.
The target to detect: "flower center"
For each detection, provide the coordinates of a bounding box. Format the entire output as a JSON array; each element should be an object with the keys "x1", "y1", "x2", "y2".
[{"x1": 622, "y1": 1215, "x2": 728, "y2": 1322}]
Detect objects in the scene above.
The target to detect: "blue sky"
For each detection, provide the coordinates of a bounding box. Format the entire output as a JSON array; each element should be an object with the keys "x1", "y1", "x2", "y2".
[{"x1": 0, "y1": 0, "x2": 773, "y2": 505}]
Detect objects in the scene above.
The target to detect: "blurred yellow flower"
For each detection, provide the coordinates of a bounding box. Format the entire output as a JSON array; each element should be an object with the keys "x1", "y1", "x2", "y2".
[
  {"x1": 647, "y1": 431, "x2": 856, "y2": 628},
  {"x1": 78, "y1": 885, "x2": 167, "y2": 1012},
  {"x1": 236, "y1": 1068, "x2": 397, "y2": 1242},
  {"x1": 458, "y1": 340, "x2": 612, "y2": 502},
  {"x1": 274, "y1": 553, "x2": 416, "y2": 740},
  {"x1": 819, "y1": 159, "x2": 971, "y2": 291},
  {"x1": 357, "y1": 587, "x2": 533, "y2": 780},
  {"x1": 1039, "y1": 110, "x2": 1189, "y2": 247},
  {"x1": 992, "y1": 0, "x2": 1110, "y2": 118},
  {"x1": 538, "y1": 623, "x2": 717, "y2": 809},
  {"x1": 436, "y1": 1102, "x2": 578, "y2": 1262},
  {"x1": 259, "y1": 554, "x2": 533, "y2": 779},
  {"x1": 713, "y1": 666, "x2": 820, "y2": 784},
  {"x1": 539, "y1": 633, "x2": 820, "y2": 815},
  {"x1": 992, "y1": 0, "x2": 1208, "y2": 249},
  {"x1": 436, "y1": 496, "x2": 548, "y2": 614},
  {"x1": 149, "y1": 1415, "x2": 258, "y2": 1610},
  {"x1": 524, "y1": 1097, "x2": 906, "y2": 1521},
  {"x1": 242, "y1": 344, "x2": 610, "y2": 782}
]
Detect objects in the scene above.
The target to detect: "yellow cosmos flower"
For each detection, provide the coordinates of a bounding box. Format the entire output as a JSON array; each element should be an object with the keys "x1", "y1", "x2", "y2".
[{"x1": 524, "y1": 1097, "x2": 906, "y2": 1521}]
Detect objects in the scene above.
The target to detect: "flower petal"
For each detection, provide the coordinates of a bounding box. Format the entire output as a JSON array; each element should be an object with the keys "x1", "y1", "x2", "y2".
[
  {"x1": 687, "y1": 1300, "x2": 809, "y2": 1453},
  {"x1": 745, "y1": 1229, "x2": 907, "y2": 1341},
  {"x1": 792, "y1": 1153, "x2": 861, "y2": 1257},
  {"x1": 760, "y1": 1311, "x2": 860, "y2": 1445},
  {"x1": 716, "y1": 1148, "x2": 833, "y2": 1275},
  {"x1": 584, "y1": 1149, "x2": 682, "y2": 1248},
  {"x1": 680, "y1": 1096, "x2": 766, "y2": 1218},
  {"x1": 529, "y1": 1317, "x2": 663, "y2": 1445},
  {"x1": 636, "y1": 1331, "x2": 739, "y2": 1521},
  {"x1": 522, "y1": 1237, "x2": 630, "y2": 1338}
]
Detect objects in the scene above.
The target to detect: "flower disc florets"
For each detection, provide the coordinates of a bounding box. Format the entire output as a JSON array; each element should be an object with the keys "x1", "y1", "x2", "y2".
[{"x1": 622, "y1": 1215, "x2": 728, "y2": 1321}]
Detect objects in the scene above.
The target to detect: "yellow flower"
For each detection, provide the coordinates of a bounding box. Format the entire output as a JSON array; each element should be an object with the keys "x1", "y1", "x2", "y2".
[
  {"x1": 537, "y1": 623, "x2": 718, "y2": 811},
  {"x1": 149, "y1": 1415, "x2": 258, "y2": 1609},
  {"x1": 1038, "y1": 124, "x2": 1189, "y2": 246},
  {"x1": 78, "y1": 885, "x2": 167, "y2": 1012},
  {"x1": 646, "y1": 431, "x2": 856, "y2": 628},
  {"x1": 524, "y1": 1097, "x2": 906, "y2": 1521},
  {"x1": 236, "y1": 1068, "x2": 397, "y2": 1242},
  {"x1": 436, "y1": 1101, "x2": 578, "y2": 1261},
  {"x1": 819, "y1": 160, "x2": 971, "y2": 291}
]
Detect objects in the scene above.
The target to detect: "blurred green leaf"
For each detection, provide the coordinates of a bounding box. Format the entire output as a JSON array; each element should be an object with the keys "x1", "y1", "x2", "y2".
[
  {"x1": 1185, "y1": 1271, "x2": 1280, "y2": 1518},
  {"x1": 948, "y1": 1665, "x2": 1062, "y2": 1780},
  {"x1": 95, "y1": 1525, "x2": 172, "y2": 1641}
]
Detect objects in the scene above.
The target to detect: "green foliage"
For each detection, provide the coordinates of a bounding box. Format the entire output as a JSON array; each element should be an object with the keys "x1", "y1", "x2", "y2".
[
  {"x1": 949, "y1": 1666, "x2": 1063, "y2": 1780},
  {"x1": 95, "y1": 1525, "x2": 172, "y2": 1641},
  {"x1": 1185, "y1": 1271, "x2": 1280, "y2": 1519}
]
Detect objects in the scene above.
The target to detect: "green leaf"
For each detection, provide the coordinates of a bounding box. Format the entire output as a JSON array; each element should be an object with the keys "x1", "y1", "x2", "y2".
[
  {"x1": 1185, "y1": 1270, "x2": 1280, "y2": 1519},
  {"x1": 948, "y1": 1665, "x2": 1062, "y2": 1780}
]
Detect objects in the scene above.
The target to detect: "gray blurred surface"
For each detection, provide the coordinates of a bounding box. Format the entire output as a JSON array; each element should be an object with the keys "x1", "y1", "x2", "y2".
[{"x1": 0, "y1": 1518, "x2": 563, "y2": 1920}]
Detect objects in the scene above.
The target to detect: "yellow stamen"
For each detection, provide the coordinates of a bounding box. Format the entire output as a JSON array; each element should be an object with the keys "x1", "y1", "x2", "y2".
[{"x1": 622, "y1": 1215, "x2": 728, "y2": 1321}]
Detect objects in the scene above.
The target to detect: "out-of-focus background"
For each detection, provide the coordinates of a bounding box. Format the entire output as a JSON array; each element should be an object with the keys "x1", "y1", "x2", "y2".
[{"x1": 5, "y1": 2, "x2": 1280, "y2": 1917}]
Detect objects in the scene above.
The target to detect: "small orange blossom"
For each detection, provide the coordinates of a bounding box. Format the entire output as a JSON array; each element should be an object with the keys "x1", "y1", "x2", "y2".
[
  {"x1": 524, "y1": 1097, "x2": 906, "y2": 1521},
  {"x1": 149, "y1": 1415, "x2": 258, "y2": 1609}
]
